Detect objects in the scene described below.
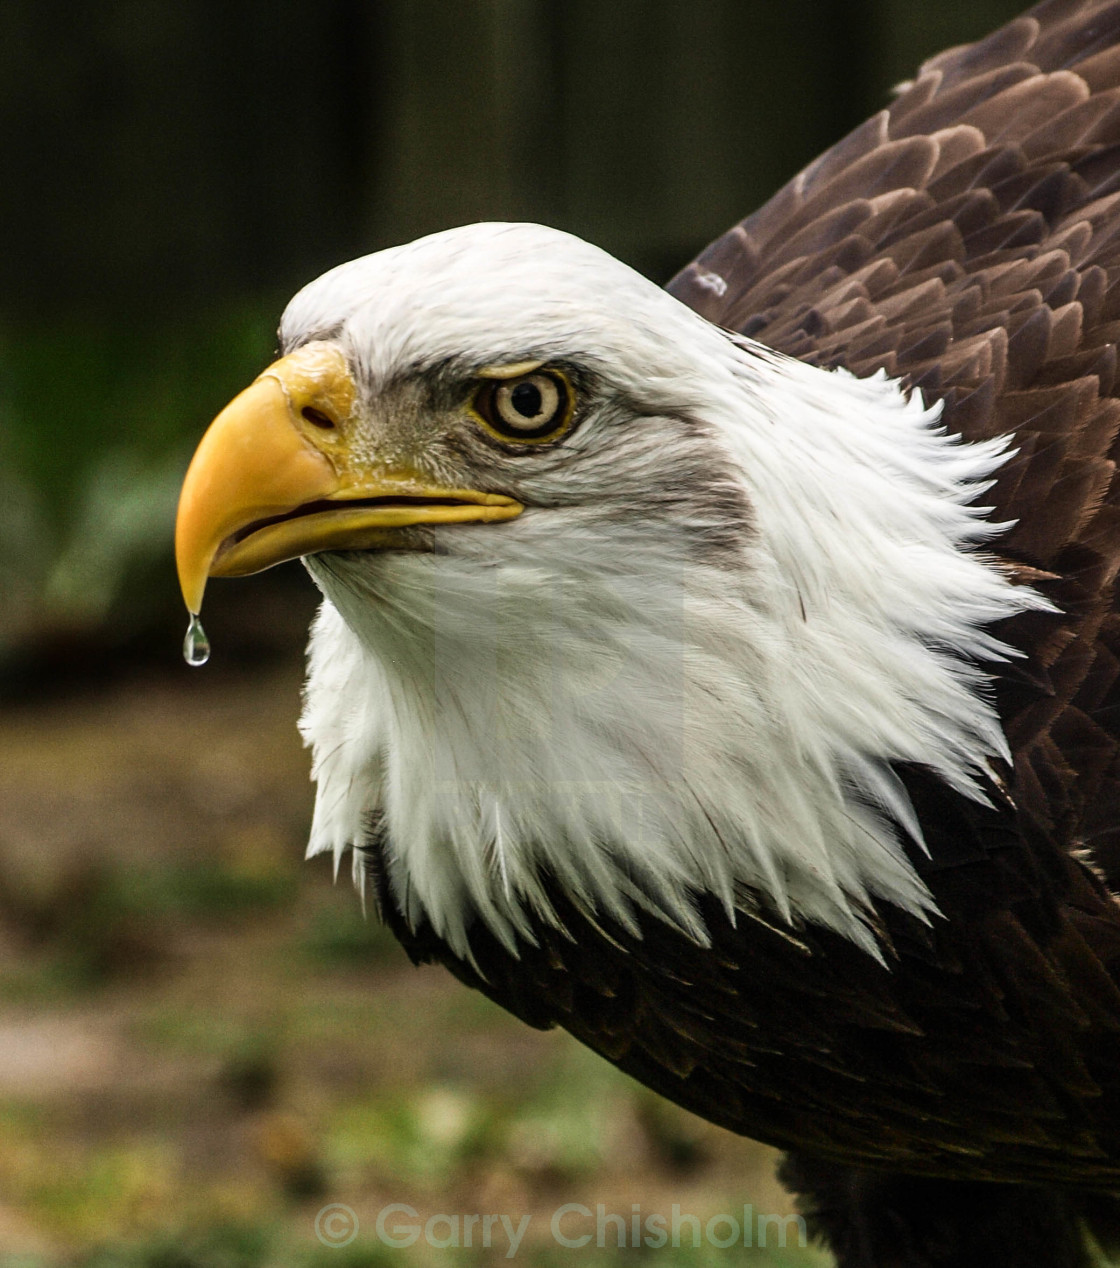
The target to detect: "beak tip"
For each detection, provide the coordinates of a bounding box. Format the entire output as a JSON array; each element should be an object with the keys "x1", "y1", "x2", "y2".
[{"x1": 176, "y1": 557, "x2": 209, "y2": 620}]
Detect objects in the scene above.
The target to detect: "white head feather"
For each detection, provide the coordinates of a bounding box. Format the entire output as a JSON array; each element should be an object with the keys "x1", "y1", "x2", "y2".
[{"x1": 289, "y1": 222, "x2": 1047, "y2": 963}]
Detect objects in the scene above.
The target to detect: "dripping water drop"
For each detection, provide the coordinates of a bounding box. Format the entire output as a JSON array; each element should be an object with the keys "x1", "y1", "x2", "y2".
[{"x1": 183, "y1": 614, "x2": 211, "y2": 667}]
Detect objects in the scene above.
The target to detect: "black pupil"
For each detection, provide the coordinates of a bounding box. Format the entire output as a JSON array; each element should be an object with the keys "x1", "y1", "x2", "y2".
[{"x1": 509, "y1": 382, "x2": 543, "y2": 419}]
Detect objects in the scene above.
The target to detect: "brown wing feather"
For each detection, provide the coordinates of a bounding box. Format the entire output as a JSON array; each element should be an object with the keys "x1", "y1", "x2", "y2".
[{"x1": 668, "y1": 0, "x2": 1120, "y2": 889}]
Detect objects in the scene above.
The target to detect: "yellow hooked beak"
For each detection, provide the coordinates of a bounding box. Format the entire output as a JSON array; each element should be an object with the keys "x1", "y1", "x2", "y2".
[{"x1": 174, "y1": 342, "x2": 523, "y2": 615}]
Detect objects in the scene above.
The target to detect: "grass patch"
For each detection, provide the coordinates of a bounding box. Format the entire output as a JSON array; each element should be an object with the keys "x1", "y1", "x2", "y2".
[
  {"x1": 70, "y1": 1224, "x2": 827, "y2": 1268},
  {"x1": 298, "y1": 902, "x2": 401, "y2": 968},
  {"x1": 0, "y1": 857, "x2": 298, "y2": 995},
  {"x1": 79, "y1": 1222, "x2": 273, "y2": 1268}
]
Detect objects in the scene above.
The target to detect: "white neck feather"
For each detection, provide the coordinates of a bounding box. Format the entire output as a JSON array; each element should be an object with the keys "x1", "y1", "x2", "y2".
[{"x1": 299, "y1": 339, "x2": 1046, "y2": 963}]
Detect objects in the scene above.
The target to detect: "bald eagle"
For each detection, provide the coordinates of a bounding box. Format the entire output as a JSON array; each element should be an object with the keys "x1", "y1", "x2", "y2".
[{"x1": 176, "y1": 3, "x2": 1120, "y2": 1264}]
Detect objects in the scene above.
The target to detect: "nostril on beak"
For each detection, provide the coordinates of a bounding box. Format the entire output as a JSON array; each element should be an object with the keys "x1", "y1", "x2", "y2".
[{"x1": 302, "y1": 406, "x2": 336, "y2": 430}]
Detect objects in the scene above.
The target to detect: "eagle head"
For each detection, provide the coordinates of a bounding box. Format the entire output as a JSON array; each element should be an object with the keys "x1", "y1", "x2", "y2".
[{"x1": 176, "y1": 222, "x2": 1041, "y2": 962}]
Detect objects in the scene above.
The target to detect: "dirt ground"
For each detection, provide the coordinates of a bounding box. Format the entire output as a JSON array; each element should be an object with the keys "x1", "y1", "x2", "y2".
[{"x1": 0, "y1": 654, "x2": 822, "y2": 1266}]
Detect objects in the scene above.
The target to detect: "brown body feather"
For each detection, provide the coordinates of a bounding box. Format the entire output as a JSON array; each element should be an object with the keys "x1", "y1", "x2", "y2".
[{"x1": 369, "y1": 3, "x2": 1120, "y2": 1261}]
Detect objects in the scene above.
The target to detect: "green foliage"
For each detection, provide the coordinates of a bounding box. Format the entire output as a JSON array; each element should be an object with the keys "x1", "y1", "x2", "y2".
[
  {"x1": 0, "y1": 305, "x2": 278, "y2": 652},
  {"x1": 2, "y1": 307, "x2": 277, "y2": 509}
]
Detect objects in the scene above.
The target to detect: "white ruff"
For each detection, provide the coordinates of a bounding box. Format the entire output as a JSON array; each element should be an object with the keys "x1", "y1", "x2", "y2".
[{"x1": 290, "y1": 223, "x2": 1048, "y2": 963}]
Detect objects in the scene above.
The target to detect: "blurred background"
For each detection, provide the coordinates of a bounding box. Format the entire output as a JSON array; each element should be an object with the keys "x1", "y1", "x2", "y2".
[{"x1": 0, "y1": 1, "x2": 1024, "y2": 1264}]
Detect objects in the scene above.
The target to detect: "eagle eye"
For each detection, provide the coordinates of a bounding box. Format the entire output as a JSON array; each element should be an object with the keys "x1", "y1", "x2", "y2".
[{"x1": 471, "y1": 370, "x2": 574, "y2": 443}]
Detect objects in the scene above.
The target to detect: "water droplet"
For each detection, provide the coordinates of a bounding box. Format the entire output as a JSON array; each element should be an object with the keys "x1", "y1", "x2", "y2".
[{"x1": 183, "y1": 614, "x2": 211, "y2": 667}]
